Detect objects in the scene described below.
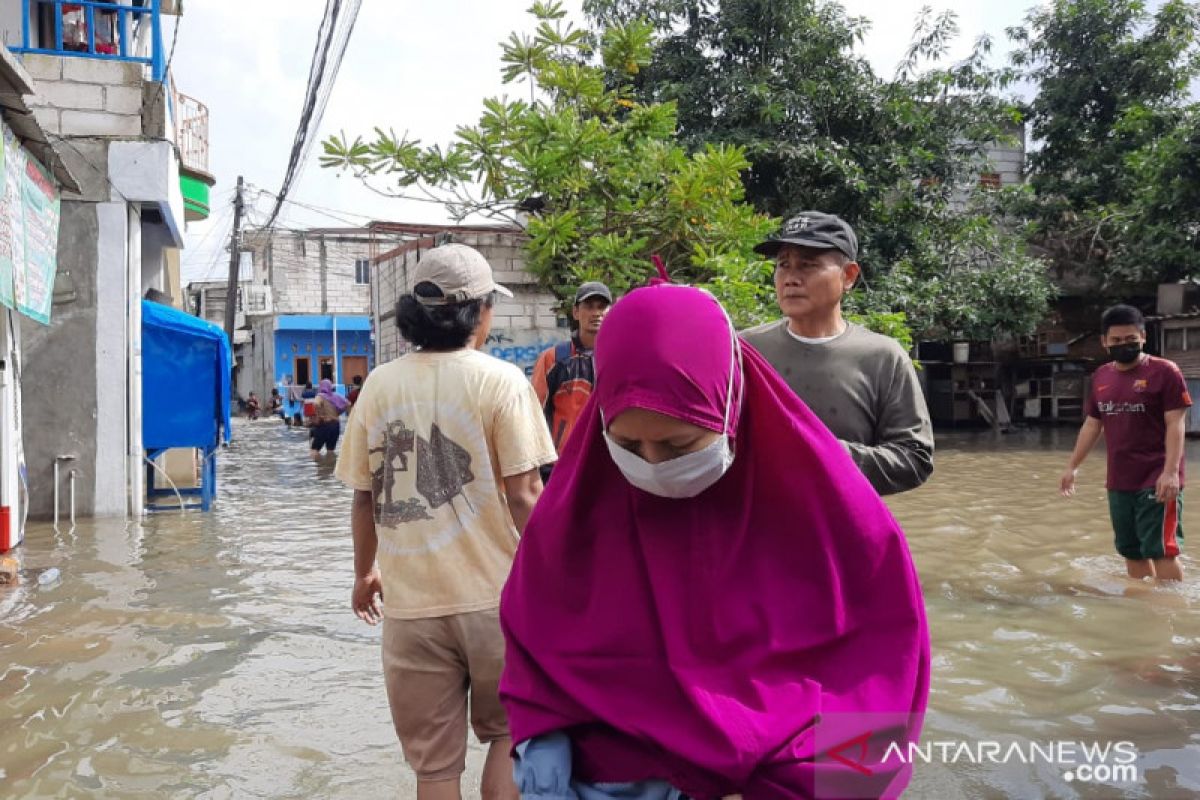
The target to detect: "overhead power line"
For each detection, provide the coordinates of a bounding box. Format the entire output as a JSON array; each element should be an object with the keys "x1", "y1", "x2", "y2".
[{"x1": 262, "y1": 0, "x2": 363, "y2": 232}]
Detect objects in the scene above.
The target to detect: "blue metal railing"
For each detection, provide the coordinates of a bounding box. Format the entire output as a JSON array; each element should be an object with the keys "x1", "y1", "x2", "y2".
[{"x1": 13, "y1": 0, "x2": 164, "y2": 83}]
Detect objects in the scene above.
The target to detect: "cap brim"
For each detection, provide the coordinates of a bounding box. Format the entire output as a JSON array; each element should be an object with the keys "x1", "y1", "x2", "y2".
[
  {"x1": 494, "y1": 283, "x2": 513, "y2": 298},
  {"x1": 575, "y1": 291, "x2": 611, "y2": 304},
  {"x1": 753, "y1": 237, "x2": 842, "y2": 257}
]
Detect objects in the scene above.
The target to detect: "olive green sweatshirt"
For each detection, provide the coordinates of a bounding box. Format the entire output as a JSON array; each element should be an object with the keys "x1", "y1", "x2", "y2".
[{"x1": 741, "y1": 320, "x2": 933, "y2": 495}]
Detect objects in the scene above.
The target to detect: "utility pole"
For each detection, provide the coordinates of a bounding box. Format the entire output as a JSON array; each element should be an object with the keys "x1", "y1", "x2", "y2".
[{"x1": 223, "y1": 175, "x2": 244, "y2": 347}]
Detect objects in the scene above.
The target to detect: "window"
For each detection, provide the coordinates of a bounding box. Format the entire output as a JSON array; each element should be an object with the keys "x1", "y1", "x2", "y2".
[
  {"x1": 1165, "y1": 329, "x2": 1185, "y2": 352},
  {"x1": 979, "y1": 172, "x2": 1002, "y2": 190},
  {"x1": 354, "y1": 258, "x2": 371, "y2": 285}
]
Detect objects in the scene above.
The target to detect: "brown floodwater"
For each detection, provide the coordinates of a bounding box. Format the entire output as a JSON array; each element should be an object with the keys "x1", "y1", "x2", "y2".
[{"x1": 2, "y1": 421, "x2": 1199, "y2": 798}]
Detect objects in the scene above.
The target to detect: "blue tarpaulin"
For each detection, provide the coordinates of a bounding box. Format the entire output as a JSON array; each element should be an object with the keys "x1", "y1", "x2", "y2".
[{"x1": 142, "y1": 299, "x2": 232, "y2": 450}]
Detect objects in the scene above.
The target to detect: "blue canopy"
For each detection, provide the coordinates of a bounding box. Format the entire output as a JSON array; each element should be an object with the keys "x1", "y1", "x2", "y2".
[
  {"x1": 274, "y1": 314, "x2": 371, "y2": 332},
  {"x1": 142, "y1": 300, "x2": 232, "y2": 450}
]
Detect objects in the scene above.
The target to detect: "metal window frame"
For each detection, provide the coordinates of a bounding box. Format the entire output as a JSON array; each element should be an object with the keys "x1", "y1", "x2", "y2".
[{"x1": 13, "y1": 0, "x2": 165, "y2": 83}]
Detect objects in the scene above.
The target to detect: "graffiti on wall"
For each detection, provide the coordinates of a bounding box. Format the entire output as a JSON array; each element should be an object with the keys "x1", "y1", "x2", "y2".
[{"x1": 486, "y1": 328, "x2": 564, "y2": 377}]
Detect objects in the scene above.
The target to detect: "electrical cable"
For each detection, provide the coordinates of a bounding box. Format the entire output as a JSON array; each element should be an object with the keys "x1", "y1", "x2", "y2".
[
  {"x1": 149, "y1": 7, "x2": 182, "y2": 111},
  {"x1": 262, "y1": 0, "x2": 363, "y2": 232},
  {"x1": 261, "y1": 0, "x2": 343, "y2": 230},
  {"x1": 295, "y1": 0, "x2": 362, "y2": 189},
  {"x1": 255, "y1": 188, "x2": 374, "y2": 228}
]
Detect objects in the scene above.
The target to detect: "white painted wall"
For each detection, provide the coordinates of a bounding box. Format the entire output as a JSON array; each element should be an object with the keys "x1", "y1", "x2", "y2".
[
  {"x1": 94, "y1": 201, "x2": 128, "y2": 516},
  {"x1": 140, "y1": 219, "x2": 171, "y2": 295},
  {"x1": 0, "y1": 0, "x2": 24, "y2": 47},
  {"x1": 0, "y1": 308, "x2": 23, "y2": 547},
  {"x1": 127, "y1": 205, "x2": 143, "y2": 517},
  {"x1": 108, "y1": 140, "x2": 186, "y2": 247}
]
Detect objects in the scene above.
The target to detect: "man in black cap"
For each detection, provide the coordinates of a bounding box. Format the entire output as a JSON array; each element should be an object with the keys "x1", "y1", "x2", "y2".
[
  {"x1": 531, "y1": 281, "x2": 613, "y2": 460},
  {"x1": 742, "y1": 211, "x2": 933, "y2": 495}
]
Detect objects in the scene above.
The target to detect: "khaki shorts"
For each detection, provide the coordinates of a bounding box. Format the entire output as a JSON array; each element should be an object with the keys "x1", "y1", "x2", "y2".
[{"x1": 382, "y1": 608, "x2": 511, "y2": 781}]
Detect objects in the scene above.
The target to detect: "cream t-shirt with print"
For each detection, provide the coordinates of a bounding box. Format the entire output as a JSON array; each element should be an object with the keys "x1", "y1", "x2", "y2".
[{"x1": 336, "y1": 349, "x2": 556, "y2": 620}]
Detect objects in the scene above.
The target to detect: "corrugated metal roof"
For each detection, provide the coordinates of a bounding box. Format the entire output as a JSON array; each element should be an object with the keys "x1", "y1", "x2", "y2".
[
  {"x1": 1147, "y1": 309, "x2": 1200, "y2": 322},
  {"x1": 1165, "y1": 350, "x2": 1200, "y2": 380}
]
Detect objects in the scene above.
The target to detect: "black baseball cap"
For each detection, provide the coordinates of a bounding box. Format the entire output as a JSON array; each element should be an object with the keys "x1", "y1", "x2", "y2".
[
  {"x1": 574, "y1": 281, "x2": 613, "y2": 305},
  {"x1": 754, "y1": 211, "x2": 858, "y2": 260}
]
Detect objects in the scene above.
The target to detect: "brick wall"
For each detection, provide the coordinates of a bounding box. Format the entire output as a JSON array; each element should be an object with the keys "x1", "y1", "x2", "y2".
[
  {"x1": 247, "y1": 229, "x2": 373, "y2": 316},
  {"x1": 23, "y1": 54, "x2": 145, "y2": 138},
  {"x1": 373, "y1": 229, "x2": 566, "y2": 374}
]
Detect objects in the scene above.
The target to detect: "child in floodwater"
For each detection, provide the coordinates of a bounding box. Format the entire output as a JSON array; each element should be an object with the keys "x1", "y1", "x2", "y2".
[
  {"x1": 500, "y1": 282, "x2": 929, "y2": 799},
  {"x1": 245, "y1": 392, "x2": 261, "y2": 420}
]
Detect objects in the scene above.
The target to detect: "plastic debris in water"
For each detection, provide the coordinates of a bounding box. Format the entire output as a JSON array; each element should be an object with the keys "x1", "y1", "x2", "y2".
[{"x1": 37, "y1": 567, "x2": 61, "y2": 586}]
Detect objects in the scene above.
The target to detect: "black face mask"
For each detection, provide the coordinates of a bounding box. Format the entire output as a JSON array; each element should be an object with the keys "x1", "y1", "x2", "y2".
[{"x1": 1108, "y1": 343, "x2": 1142, "y2": 364}]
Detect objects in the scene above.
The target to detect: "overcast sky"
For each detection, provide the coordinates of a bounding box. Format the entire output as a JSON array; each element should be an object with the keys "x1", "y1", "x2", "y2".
[{"x1": 175, "y1": 1, "x2": 1039, "y2": 283}]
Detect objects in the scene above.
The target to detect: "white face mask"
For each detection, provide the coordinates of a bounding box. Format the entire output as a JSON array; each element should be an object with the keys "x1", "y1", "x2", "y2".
[
  {"x1": 604, "y1": 294, "x2": 743, "y2": 499},
  {"x1": 604, "y1": 431, "x2": 735, "y2": 499}
]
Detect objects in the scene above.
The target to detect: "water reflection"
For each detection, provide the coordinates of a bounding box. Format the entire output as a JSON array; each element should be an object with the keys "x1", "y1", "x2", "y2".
[
  {"x1": 1, "y1": 422, "x2": 1198, "y2": 797},
  {"x1": 895, "y1": 431, "x2": 1200, "y2": 799}
]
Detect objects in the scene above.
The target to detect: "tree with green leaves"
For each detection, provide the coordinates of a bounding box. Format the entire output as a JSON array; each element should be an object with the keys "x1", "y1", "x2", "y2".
[
  {"x1": 321, "y1": 1, "x2": 777, "y2": 326},
  {"x1": 583, "y1": 0, "x2": 1054, "y2": 342},
  {"x1": 1008, "y1": 0, "x2": 1200, "y2": 292},
  {"x1": 323, "y1": 1, "x2": 1054, "y2": 343}
]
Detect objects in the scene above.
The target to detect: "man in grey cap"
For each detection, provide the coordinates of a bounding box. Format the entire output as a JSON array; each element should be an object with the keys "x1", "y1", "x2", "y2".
[
  {"x1": 742, "y1": 212, "x2": 933, "y2": 495},
  {"x1": 531, "y1": 281, "x2": 613, "y2": 460},
  {"x1": 337, "y1": 242, "x2": 556, "y2": 798}
]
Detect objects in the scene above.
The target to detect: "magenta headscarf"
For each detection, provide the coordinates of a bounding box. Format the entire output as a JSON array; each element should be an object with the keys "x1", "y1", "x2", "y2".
[
  {"x1": 499, "y1": 284, "x2": 929, "y2": 799},
  {"x1": 318, "y1": 378, "x2": 350, "y2": 413}
]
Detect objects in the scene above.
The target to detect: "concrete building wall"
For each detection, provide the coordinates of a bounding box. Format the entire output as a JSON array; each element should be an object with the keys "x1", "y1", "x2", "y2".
[
  {"x1": 275, "y1": 327, "x2": 372, "y2": 387},
  {"x1": 988, "y1": 136, "x2": 1024, "y2": 186},
  {"x1": 1, "y1": 0, "x2": 23, "y2": 47},
  {"x1": 242, "y1": 320, "x2": 276, "y2": 403},
  {"x1": 20, "y1": 201, "x2": 104, "y2": 518},
  {"x1": 140, "y1": 219, "x2": 174, "y2": 296},
  {"x1": 22, "y1": 53, "x2": 145, "y2": 139},
  {"x1": 254, "y1": 230, "x2": 372, "y2": 316},
  {"x1": 373, "y1": 229, "x2": 565, "y2": 375},
  {"x1": 187, "y1": 281, "x2": 229, "y2": 328}
]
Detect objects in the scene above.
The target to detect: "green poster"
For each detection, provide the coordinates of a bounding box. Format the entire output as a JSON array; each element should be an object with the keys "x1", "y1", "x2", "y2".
[{"x1": 16, "y1": 154, "x2": 59, "y2": 324}]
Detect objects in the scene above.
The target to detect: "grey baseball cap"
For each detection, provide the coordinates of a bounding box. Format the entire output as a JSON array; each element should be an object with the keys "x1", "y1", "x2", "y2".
[
  {"x1": 412, "y1": 244, "x2": 513, "y2": 305},
  {"x1": 754, "y1": 211, "x2": 859, "y2": 260},
  {"x1": 574, "y1": 281, "x2": 613, "y2": 305}
]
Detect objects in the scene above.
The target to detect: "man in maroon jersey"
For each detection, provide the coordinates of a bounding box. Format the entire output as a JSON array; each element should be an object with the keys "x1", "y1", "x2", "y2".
[{"x1": 1060, "y1": 304, "x2": 1191, "y2": 581}]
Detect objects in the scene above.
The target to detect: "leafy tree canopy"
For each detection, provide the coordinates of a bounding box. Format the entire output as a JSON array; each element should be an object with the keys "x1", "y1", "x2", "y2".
[
  {"x1": 1008, "y1": 0, "x2": 1200, "y2": 292},
  {"x1": 324, "y1": 0, "x2": 1056, "y2": 342}
]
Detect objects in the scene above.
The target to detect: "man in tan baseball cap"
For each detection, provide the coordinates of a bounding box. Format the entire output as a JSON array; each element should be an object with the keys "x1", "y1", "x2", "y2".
[
  {"x1": 411, "y1": 243, "x2": 513, "y2": 306},
  {"x1": 337, "y1": 241, "x2": 555, "y2": 798}
]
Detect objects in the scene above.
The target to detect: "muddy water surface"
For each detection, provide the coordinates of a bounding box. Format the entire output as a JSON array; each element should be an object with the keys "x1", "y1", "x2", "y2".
[{"x1": 2, "y1": 422, "x2": 1199, "y2": 798}]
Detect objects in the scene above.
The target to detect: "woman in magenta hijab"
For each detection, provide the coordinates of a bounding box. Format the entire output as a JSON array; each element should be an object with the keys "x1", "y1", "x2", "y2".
[{"x1": 499, "y1": 282, "x2": 929, "y2": 799}]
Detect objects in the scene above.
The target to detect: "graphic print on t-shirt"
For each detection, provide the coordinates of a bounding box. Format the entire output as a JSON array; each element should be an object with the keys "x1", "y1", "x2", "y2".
[
  {"x1": 370, "y1": 419, "x2": 431, "y2": 525},
  {"x1": 1088, "y1": 356, "x2": 1192, "y2": 491},
  {"x1": 416, "y1": 423, "x2": 475, "y2": 510},
  {"x1": 369, "y1": 418, "x2": 476, "y2": 524}
]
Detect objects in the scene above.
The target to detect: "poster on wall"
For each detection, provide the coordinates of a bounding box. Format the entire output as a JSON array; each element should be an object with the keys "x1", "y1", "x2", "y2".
[
  {"x1": 16, "y1": 156, "x2": 60, "y2": 324},
  {"x1": 0, "y1": 125, "x2": 19, "y2": 310},
  {"x1": 0, "y1": 121, "x2": 59, "y2": 324}
]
